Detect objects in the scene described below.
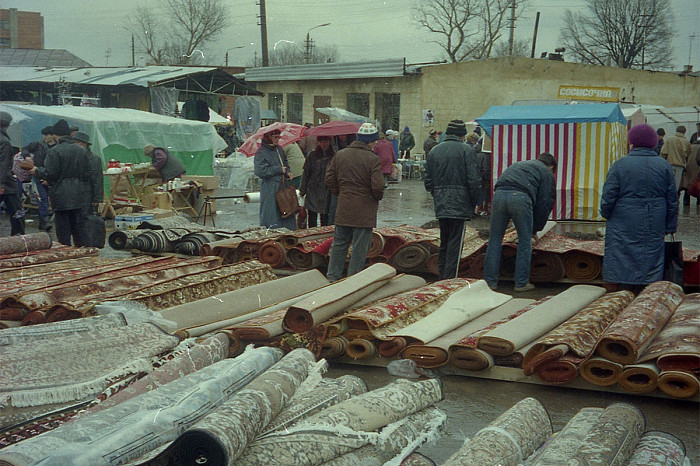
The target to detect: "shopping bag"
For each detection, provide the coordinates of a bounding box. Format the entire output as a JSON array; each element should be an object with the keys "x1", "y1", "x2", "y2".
[
  {"x1": 688, "y1": 176, "x2": 700, "y2": 198},
  {"x1": 275, "y1": 176, "x2": 300, "y2": 219},
  {"x1": 84, "y1": 213, "x2": 106, "y2": 248},
  {"x1": 664, "y1": 234, "x2": 684, "y2": 286}
]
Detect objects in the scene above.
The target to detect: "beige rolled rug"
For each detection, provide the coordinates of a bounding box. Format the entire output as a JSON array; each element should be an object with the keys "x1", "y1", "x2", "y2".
[
  {"x1": 527, "y1": 407, "x2": 604, "y2": 465},
  {"x1": 657, "y1": 370, "x2": 700, "y2": 398},
  {"x1": 579, "y1": 356, "x2": 624, "y2": 386},
  {"x1": 522, "y1": 291, "x2": 634, "y2": 376},
  {"x1": 159, "y1": 269, "x2": 330, "y2": 331},
  {"x1": 344, "y1": 274, "x2": 427, "y2": 313},
  {"x1": 345, "y1": 338, "x2": 378, "y2": 359},
  {"x1": 617, "y1": 362, "x2": 660, "y2": 393},
  {"x1": 283, "y1": 263, "x2": 396, "y2": 333},
  {"x1": 596, "y1": 281, "x2": 685, "y2": 365},
  {"x1": 320, "y1": 336, "x2": 350, "y2": 359},
  {"x1": 562, "y1": 251, "x2": 602, "y2": 281},
  {"x1": 478, "y1": 285, "x2": 606, "y2": 357},
  {"x1": 626, "y1": 431, "x2": 687, "y2": 466}
]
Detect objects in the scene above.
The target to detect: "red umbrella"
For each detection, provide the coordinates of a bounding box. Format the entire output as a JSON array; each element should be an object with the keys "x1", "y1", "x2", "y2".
[
  {"x1": 238, "y1": 122, "x2": 307, "y2": 157},
  {"x1": 305, "y1": 120, "x2": 362, "y2": 137}
]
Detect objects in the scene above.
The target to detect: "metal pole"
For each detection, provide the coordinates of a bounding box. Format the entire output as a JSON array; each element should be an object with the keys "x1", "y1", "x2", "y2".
[
  {"x1": 508, "y1": 0, "x2": 516, "y2": 56},
  {"x1": 305, "y1": 31, "x2": 311, "y2": 64},
  {"x1": 131, "y1": 34, "x2": 135, "y2": 67},
  {"x1": 225, "y1": 51, "x2": 229, "y2": 66},
  {"x1": 259, "y1": 0, "x2": 269, "y2": 66},
  {"x1": 530, "y1": 12, "x2": 540, "y2": 58}
]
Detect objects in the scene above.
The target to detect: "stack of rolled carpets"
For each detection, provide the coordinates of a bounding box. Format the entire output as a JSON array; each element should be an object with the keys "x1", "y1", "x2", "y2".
[{"x1": 0, "y1": 244, "x2": 99, "y2": 269}]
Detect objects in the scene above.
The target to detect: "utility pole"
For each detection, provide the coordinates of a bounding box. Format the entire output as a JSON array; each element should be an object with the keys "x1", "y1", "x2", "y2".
[
  {"x1": 530, "y1": 11, "x2": 540, "y2": 58},
  {"x1": 131, "y1": 35, "x2": 135, "y2": 67},
  {"x1": 639, "y1": 13, "x2": 653, "y2": 69},
  {"x1": 304, "y1": 33, "x2": 313, "y2": 64},
  {"x1": 258, "y1": 0, "x2": 269, "y2": 67},
  {"x1": 508, "y1": 0, "x2": 516, "y2": 56}
]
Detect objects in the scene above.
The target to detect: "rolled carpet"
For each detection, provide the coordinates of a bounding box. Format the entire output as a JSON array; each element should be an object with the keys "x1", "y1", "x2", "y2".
[
  {"x1": 320, "y1": 336, "x2": 350, "y2": 359},
  {"x1": 579, "y1": 356, "x2": 624, "y2": 386},
  {"x1": 450, "y1": 347, "x2": 495, "y2": 371},
  {"x1": 527, "y1": 407, "x2": 604, "y2": 465},
  {"x1": 345, "y1": 338, "x2": 377, "y2": 359},
  {"x1": 389, "y1": 243, "x2": 430, "y2": 271},
  {"x1": 478, "y1": 285, "x2": 605, "y2": 357},
  {"x1": 0, "y1": 232, "x2": 52, "y2": 255},
  {"x1": 443, "y1": 397, "x2": 552, "y2": 466},
  {"x1": 344, "y1": 274, "x2": 427, "y2": 312},
  {"x1": 657, "y1": 370, "x2": 700, "y2": 399},
  {"x1": 107, "y1": 229, "x2": 141, "y2": 250},
  {"x1": 368, "y1": 231, "x2": 385, "y2": 257},
  {"x1": 0, "y1": 320, "x2": 21, "y2": 329},
  {"x1": 426, "y1": 253, "x2": 439, "y2": 276},
  {"x1": 286, "y1": 248, "x2": 325, "y2": 270},
  {"x1": 0, "y1": 308, "x2": 28, "y2": 321},
  {"x1": 378, "y1": 336, "x2": 408, "y2": 357},
  {"x1": 566, "y1": 403, "x2": 645, "y2": 466},
  {"x1": 626, "y1": 431, "x2": 686, "y2": 466},
  {"x1": 257, "y1": 240, "x2": 287, "y2": 268},
  {"x1": 596, "y1": 281, "x2": 685, "y2": 365},
  {"x1": 533, "y1": 353, "x2": 582, "y2": 384},
  {"x1": 562, "y1": 250, "x2": 602, "y2": 281},
  {"x1": 467, "y1": 252, "x2": 486, "y2": 278},
  {"x1": 529, "y1": 251, "x2": 565, "y2": 282},
  {"x1": 283, "y1": 263, "x2": 396, "y2": 333},
  {"x1": 617, "y1": 362, "x2": 660, "y2": 393}
]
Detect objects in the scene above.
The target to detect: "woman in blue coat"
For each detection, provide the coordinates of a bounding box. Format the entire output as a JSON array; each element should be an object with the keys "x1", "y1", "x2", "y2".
[
  {"x1": 600, "y1": 124, "x2": 678, "y2": 287},
  {"x1": 254, "y1": 129, "x2": 297, "y2": 230}
]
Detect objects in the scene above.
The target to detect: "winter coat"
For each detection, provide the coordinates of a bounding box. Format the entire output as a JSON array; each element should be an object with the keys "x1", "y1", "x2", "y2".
[
  {"x1": 300, "y1": 146, "x2": 333, "y2": 214},
  {"x1": 680, "y1": 144, "x2": 700, "y2": 190},
  {"x1": 399, "y1": 132, "x2": 415, "y2": 152},
  {"x1": 254, "y1": 143, "x2": 296, "y2": 230},
  {"x1": 494, "y1": 159, "x2": 556, "y2": 233},
  {"x1": 283, "y1": 142, "x2": 305, "y2": 179},
  {"x1": 34, "y1": 137, "x2": 92, "y2": 211},
  {"x1": 600, "y1": 147, "x2": 678, "y2": 285},
  {"x1": 423, "y1": 137, "x2": 438, "y2": 156},
  {"x1": 21, "y1": 140, "x2": 48, "y2": 168},
  {"x1": 424, "y1": 135, "x2": 481, "y2": 219},
  {"x1": 0, "y1": 128, "x2": 18, "y2": 194},
  {"x1": 660, "y1": 133, "x2": 691, "y2": 167},
  {"x1": 150, "y1": 147, "x2": 186, "y2": 182},
  {"x1": 85, "y1": 148, "x2": 104, "y2": 209},
  {"x1": 373, "y1": 139, "x2": 394, "y2": 175},
  {"x1": 325, "y1": 141, "x2": 384, "y2": 228}
]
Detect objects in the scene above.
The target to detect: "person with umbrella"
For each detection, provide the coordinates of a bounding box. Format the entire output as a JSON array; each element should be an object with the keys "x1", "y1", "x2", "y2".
[
  {"x1": 300, "y1": 136, "x2": 334, "y2": 227},
  {"x1": 254, "y1": 128, "x2": 297, "y2": 230}
]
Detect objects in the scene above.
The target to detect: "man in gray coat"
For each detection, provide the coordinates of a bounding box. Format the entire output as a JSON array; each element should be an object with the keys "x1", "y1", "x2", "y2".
[
  {"x1": 0, "y1": 111, "x2": 25, "y2": 236},
  {"x1": 74, "y1": 132, "x2": 104, "y2": 213},
  {"x1": 325, "y1": 123, "x2": 385, "y2": 282},
  {"x1": 424, "y1": 119, "x2": 481, "y2": 279},
  {"x1": 30, "y1": 119, "x2": 92, "y2": 246}
]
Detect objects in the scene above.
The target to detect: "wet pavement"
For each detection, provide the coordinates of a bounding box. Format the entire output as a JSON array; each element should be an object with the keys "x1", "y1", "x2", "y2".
[{"x1": 2, "y1": 178, "x2": 699, "y2": 463}]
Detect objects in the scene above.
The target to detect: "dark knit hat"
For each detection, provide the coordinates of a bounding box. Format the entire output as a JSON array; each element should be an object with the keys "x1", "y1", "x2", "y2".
[
  {"x1": 356, "y1": 122, "x2": 379, "y2": 143},
  {"x1": 0, "y1": 111, "x2": 12, "y2": 126},
  {"x1": 445, "y1": 119, "x2": 467, "y2": 137},
  {"x1": 628, "y1": 124, "x2": 658, "y2": 149},
  {"x1": 41, "y1": 125, "x2": 54, "y2": 135},
  {"x1": 53, "y1": 119, "x2": 71, "y2": 136}
]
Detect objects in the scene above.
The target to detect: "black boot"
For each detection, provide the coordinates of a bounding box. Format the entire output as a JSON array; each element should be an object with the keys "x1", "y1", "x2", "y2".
[{"x1": 683, "y1": 191, "x2": 691, "y2": 206}]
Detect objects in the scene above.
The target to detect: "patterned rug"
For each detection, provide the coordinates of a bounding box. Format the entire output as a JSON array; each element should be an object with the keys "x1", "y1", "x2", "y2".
[
  {"x1": 566, "y1": 403, "x2": 645, "y2": 465},
  {"x1": 626, "y1": 431, "x2": 686, "y2": 466},
  {"x1": 0, "y1": 232, "x2": 52, "y2": 255},
  {"x1": 0, "y1": 347, "x2": 283, "y2": 465},
  {"x1": 279, "y1": 225, "x2": 335, "y2": 249},
  {"x1": 617, "y1": 363, "x2": 660, "y2": 393},
  {"x1": 657, "y1": 370, "x2": 700, "y2": 398},
  {"x1": 0, "y1": 245, "x2": 99, "y2": 269},
  {"x1": 443, "y1": 397, "x2": 552, "y2": 466},
  {"x1": 596, "y1": 281, "x2": 685, "y2": 365},
  {"x1": 0, "y1": 256, "x2": 109, "y2": 281},
  {"x1": 522, "y1": 291, "x2": 634, "y2": 377},
  {"x1": 527, "y1": 407, "x2": 604, "y2": 465},
  {"x1": 478, "y1": 285, "x2": 606, "y2": 357},
  {"x1": 579, "y1": 356, "x2": 625, "y2": 387}
]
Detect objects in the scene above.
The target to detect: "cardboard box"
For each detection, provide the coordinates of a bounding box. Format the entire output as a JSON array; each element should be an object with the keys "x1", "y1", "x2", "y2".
[
  {"x1": 182, "y1": 175, "x2": 218, "y2": 190},
  {"x1": 114, "y1": 213, "x2": 155, "y2": 231},
  {"x1": 142, "y1": 191, "x2": 173, "y2": 210},
  {"x1": 140, "y1": 208, "x2": 175, "y2": 220}
]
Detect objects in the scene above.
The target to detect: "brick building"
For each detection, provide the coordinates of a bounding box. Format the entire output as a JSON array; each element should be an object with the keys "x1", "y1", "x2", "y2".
[{"x1": 0, "y1": 8, "x2": 44, "y2": 49}]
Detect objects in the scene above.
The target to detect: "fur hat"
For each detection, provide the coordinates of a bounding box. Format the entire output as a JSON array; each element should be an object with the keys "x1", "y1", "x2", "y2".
[
  {"x1": 52, "y1": 119, "x2": 71, "y2": 136},
  {"x1": 41, "y1": 125, "x2": 54, "y2": 135},
  {"x1": 357, "y1": 122, "x2": 379, "y2": 143},
  {"x1": 445, "y1": 119, "x2": 467, "y2": 137},
  {"x1": 144, "y1": 144, "x2": 156, "y2": 156},
  {"x1": 628, "y1": 124, "x2": 658, "y2": 149},
  {"x1": 0, "y1": 111, "x2": 12, "y2": 126}
]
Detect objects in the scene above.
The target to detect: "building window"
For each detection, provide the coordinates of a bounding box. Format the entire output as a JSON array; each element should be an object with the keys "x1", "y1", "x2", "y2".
[
  {"x1": 0, "y1": 37, "x2": 10, "y2": 47},
  {"x1": 347, "y1": 93, "x2": 369, "y2": 117},
  {"x1": 375, "y1": 92, "x2": 400, "y2": 133},
  {"x1": 287, "y1": 93, "x2": 303, "y2": 124},
  {"x1": 0, "y1": 20, "x2": 9, "y2": 30},
  {"x1": 268, "y1": 93, "x2": 283, "y2": 121}
]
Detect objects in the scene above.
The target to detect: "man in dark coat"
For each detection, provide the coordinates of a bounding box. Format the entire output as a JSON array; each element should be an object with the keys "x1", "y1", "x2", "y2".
[
  {"x1": 423, "y1": 129, "x2": 438, "y2": 156},
  {"x1": 73, "y1": 132, "x2": 104, "y2": 213},
  {"x1": 325, "y1": 123, "x2": 385, "y2": 282},
  {"x1": 0, "y1": 111, "x2": 25, "y2": 236},
  {"x1": 399, "y1": 126, "x2": 415, "y2": 158},
  {"x1": 21, "y1": 125, "x2": 54, "y2": 230},
  {"x1": 144, "y1": 144, "x2": 186, "y2": 183},
  {"x1": 601, "y1": 124, "x2": 677, "y2": 288},
  {"x1": 424, "y1": 119, "x2": 481, "y2": 279},
  {"x1": 300, "y1": 136, "x2": 334, "y2": 227},
  {"x1": 30, "y1": 119, "x2": 92, "y2": 246},
  {"x1": 483, "y1": 152, "x2": 557, "y2": 292}
]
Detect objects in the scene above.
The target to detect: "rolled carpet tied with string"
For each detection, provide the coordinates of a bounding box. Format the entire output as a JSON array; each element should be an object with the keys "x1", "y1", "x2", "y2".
[
  {"x1": 596, "y1": 281, "x2": 685, "y2": 365},
  {"x1": 617, "y1": 362, "x2": 660, "y2": 393},
  {"x1": 657, "y1": 370, "x2": 700, "y2": 398},
  {"x1": 283, "y1": 263, "x2": 396, "y2": 334},
  {"x1": 0, "y1": 232, "x2": 52, "y2": 255},
  {"x1": 257, "y1": 240, "x2": 287, "y2": 268},
  {"x1": 478, "y1": 285, "x2": 606, "y2": 357},
  {"x1": 626, "y1": 431, "x2": 687, "y2": 466},
  {"x1": 566, "y1": 403, "x2": 645, "y2": 465},
  {"x1": 579, "y1": 356, "x2": 624, "y2": 386},
  {"x1": 443, "y1": 397, "x2": 552, "y2": 466},
  {"x1": 527, "y1": 407, "x2": 604, "y2": 465},
  {"x1": 529, "y1": 251, "x2": 565, "y2": 282},
  {"x1": 167, "y1": 349, "x2": 317, "y2": 466},
  {"x1": 562, "y1": 251, "x2": 602, "y2": 281},
  {"x1": 522, "y1": 290, "x2": 634, "y2": 376}
]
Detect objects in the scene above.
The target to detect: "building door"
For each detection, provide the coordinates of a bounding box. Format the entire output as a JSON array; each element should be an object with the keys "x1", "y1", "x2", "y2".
[
  {"x1": 375, "y1": 92, "x2": 400, "y2": 133},
  {"x1": 314, "y1": 95, "x2": 331, "y2": 125}
]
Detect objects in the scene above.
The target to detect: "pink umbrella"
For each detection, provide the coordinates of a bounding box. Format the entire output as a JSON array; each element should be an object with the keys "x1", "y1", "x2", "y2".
[
  {"x1": 305, "y1": 120, "x2": 362, "y2": 137},
  {"x1": 238, "y1": 122, "x2": 307, "y2": 157}
]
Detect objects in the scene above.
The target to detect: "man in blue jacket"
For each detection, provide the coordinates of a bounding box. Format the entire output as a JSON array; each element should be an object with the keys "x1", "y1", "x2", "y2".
[
  {"x1": 483, "y1": 153, "x2": 557, "y2": 291},
  {"x1": 424, "y1": 119, "x2": 481, "y2": 279}
]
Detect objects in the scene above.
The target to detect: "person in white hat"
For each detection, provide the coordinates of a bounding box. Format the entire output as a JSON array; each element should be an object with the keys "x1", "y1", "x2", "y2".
[{"x1": 324, "y1": 122, "x2": 385, "y2": 281}]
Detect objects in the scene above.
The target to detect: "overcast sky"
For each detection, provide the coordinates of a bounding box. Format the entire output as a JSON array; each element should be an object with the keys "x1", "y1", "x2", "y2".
[{"x1": 2, "y1": 0, "x2": 698, "y2": 70}]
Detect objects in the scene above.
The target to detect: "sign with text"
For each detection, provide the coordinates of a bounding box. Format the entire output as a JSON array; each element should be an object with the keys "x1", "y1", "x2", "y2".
[{"x1": 558, "y1": 85, "x2": 620, "y2": 102}]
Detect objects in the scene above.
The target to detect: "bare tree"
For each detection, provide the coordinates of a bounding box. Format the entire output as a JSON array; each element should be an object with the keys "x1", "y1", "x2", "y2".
[
  {"x1": 493, "y1": 39, "x2": 530, "y2": 57},
  {"x1": 560, "y1": 0, "x2": 674, "y2": 69},
  {"x1": 258, "y1": 43, "x2": 339, "y2": 66},
  {"x1": 414, "y1": 0, "x2": 526, "y2": 62},
  {"x1": 127, "y1": 0, "x2": 230, "y2": 65}
]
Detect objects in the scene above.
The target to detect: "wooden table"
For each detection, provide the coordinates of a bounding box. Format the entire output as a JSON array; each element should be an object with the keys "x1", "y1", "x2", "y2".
[{"x1": 101, "y1": 167, "x2": 151, "y2": 218}]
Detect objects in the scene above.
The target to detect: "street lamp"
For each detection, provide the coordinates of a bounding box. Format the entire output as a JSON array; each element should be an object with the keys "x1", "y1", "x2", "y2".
[
  {"x1": 225, "y1": 46, "x2": 245, "y2": 66},
  {"x1": 305, "y1": 23, "x2": 331, "y2": 64}
]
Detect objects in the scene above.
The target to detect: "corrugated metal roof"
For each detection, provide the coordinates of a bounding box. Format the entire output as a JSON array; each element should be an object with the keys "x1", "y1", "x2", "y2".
[
  {"x1": 245, "y1": 59, "x2": 417, "y2": 82},
  {"x1": 0, "y1": 48, "x2": 92, "y2": 67}
]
